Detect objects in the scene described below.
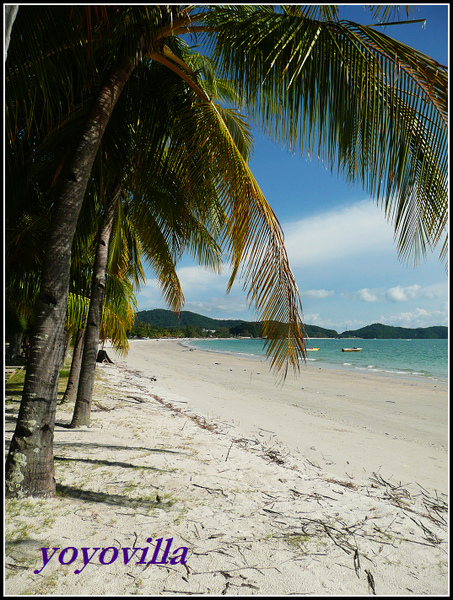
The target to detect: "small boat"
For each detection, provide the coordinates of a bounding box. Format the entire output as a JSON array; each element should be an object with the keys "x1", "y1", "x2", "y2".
[
  {"x1": 307, "y1": 347, "x2": 320, "y2": 351},
  {"x1": 341, "y1": 347, "x2": 362, "y2": 352}
]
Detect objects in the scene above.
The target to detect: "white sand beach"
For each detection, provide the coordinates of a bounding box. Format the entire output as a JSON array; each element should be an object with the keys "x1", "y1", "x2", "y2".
[{"x1": 5, "y1": 339, "x2": 448, "y2": 595}]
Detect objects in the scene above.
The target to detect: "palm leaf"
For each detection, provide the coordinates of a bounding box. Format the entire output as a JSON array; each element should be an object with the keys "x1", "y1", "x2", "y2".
[
  {"x1": 184, "y1": 97, "x2": 307, "y2": 377},
  {"x1": 202, "y1": 7, "x2": 448, "y2": 265}
]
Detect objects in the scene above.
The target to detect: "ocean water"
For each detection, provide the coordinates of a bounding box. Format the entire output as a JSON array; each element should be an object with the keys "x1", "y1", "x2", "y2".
[{"x1": 185, "y1": 337, "x2": 448, "y2": 382}]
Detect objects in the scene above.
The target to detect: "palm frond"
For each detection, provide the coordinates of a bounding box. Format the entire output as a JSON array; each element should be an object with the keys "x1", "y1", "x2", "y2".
[
  {"x1": 66, "y1": 292, "x2": 90, "y2": 333},
  {"x1": 101, "y1": 271, "x2": 137, "y2": 352},
  {"x1": 202, "y1": 7, "x2": 448, "y2": 265},
  {"x1": 185, "y1": 97, "x2": 307, "y2": 377}
]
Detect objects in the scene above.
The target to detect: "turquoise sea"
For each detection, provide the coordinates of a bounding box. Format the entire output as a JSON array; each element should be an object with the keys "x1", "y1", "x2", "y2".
[{"x1": 185, "y1": 337, "x2": 448, "y2": 382}]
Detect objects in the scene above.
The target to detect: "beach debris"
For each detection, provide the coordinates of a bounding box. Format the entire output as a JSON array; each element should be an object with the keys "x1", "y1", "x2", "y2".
[
  {"x1": 365, "y1": 569, "x2": 376, "y2": 595},
  {"x1": 192, "y1": 483, "x2": 228, "y2": 497},
  {"x1": 264, "y1": 449, "x2": 285, "y2": 465},
  {"x1": 370, "y1": 472, "x2": 413, "y2": 509},
  {"x1": 353, "y1": 549, "x2": 361, "y2": 577},
  {"x1": 305, "y1": 458, "x2": 321, "y2": 470},
  {"x1": 225, "y1": 441, "x2": 234, "y2": 462},
  {"x1": 258, "y1": 427, "x2": 275, "y2": 434},
  {"x1": 289, "y1": 488, "x2": 337, "y2": 504},
  {"x1": 416, "y1": 483, "x2": 448, "y2": 527},
  {"x1": 325, "y1": 477, "x2": 357, "y2": 490},
  {"x1": 408, "y1": 517, "x2": 443, "y2": 546},
  {"x1": 126, "y1": 395, "x2": 147, "y2": 404}
]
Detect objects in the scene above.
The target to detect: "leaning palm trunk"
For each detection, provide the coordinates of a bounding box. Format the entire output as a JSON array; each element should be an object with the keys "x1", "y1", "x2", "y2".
[
  {"x1": 70, "y1": 188, "x2": 119, "y2": 428},
  {"x1": 5, "y1": 57, "x2": 136, "y2": 498},
  {"x1": 60, "y1": 328, "x2": 85, "y2": 404},
  {"x1": 4, "y1": 5, "x2": 19, "y2": 60}
]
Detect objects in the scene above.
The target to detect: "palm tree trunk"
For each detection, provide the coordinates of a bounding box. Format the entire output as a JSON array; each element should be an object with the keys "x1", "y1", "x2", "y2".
[
  {"x1": 5, "y1": 5, "x2": 19, "y2": 60},
  {"x1": 60, "y1": 328, "x2": 85, "y2": 404},
  {"x1": 70, "y1": 187, "x2": 120, "y2": 428},
  {"x1": 5, "y1": 57, "x2": 136, "y2": 498}
]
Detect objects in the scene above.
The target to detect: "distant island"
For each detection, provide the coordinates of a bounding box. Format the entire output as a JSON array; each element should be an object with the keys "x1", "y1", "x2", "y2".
[{"x1": 130, "y1": 309, "x2": 447, "y2": 340}]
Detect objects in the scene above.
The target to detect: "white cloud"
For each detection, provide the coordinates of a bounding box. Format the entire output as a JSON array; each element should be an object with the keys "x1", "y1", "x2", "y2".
[
  {"x1": 384, "y1": 307, "x2": 448, "y2": 328},
  {"x1": 342, "y1": 288, "x2": 380, "y2": 302},
  {"x1": 135, "y1": 279, "x2": 166, "y2": 310},
  {"x1": 185, "y1": 297, "x2": 250, "y2": 316},
  {"x1": 283, "y1": 200, "x2": 395, "y2": 267},
  {"x1": 339, "y1": 282, "x2": 447, "y2": 307},
  {"x1": 304, "y1": 313, "x2": 355, "y2": 331},
  {"x1": 135, "y1": 266, "x2": 230, "y2": 311},
  {"x1": 385, "y1": 285, "x2": 422, "y2": 302},
  {"x1": 176, "y1": 265, "x2": 227, "y2": 292},
  {"x1": 356, "y1": 289, "x2": 379, "y2": 302},
  {"x1": 301, "y1": 289, "x2": 334, "y2": 299}
]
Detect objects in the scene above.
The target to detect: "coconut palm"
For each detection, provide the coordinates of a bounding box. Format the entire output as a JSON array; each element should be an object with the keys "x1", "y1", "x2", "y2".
[
  {"x1": 68, "y1": 48, "x2": 232, "y2": 427},
  {"x1": 202, "y1": 5, "x2": 447, "y2": 265},
  {"x1": 61, "y1": 242, "x2": 139, "y2": 407},
  {"x1": 5, "y1": 5, "x2": 447, "y2": 497}
]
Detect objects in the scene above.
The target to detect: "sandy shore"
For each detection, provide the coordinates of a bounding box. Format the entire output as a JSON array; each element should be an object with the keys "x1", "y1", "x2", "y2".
[{"x1": 5, "y1": 339, "x2": 448, "y2": 595}]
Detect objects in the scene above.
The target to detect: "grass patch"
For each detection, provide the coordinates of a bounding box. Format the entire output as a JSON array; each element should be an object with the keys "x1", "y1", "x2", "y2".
[
  {"x1": 5, "y1": 362, "x2": 72, "y2": 403},
  {"x1": 282, "y1": 532, "x2": 312, "y2": 549},
  {"x1": 5, "y1": 497, "x2": 58, "y2": 544},
  {"x1": 5, "y1": 368, "x2": 26, "y2": 390}
]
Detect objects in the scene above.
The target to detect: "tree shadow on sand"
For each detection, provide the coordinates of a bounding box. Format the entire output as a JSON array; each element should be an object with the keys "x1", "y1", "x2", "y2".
[
  {"x1": 53, "y1": 440, "x2": 191, "y2": 455},
  {"x1": 54, "y1": 455, "x2": 168, "y2": 472},
  {"x1": 55, "y1": 483, "x2": 174, "y2": 510}
]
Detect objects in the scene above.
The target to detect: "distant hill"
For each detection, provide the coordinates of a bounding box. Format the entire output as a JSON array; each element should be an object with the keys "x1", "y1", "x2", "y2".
[
  {"x1": 134, "y1": 311, "x2": 447, "y2": 339},
  {"x1": 134, "y1": 309, "x2": 336, "y2": 337},
  {"x1": 135, "y1": 309, "x2": 245, "y2": 331},
  {"x1": 304, "y1": 324, "x2": 339, "y2": 339},
  {"x1": 339, "y1": 323, "x2": 448, "y2": 339}
]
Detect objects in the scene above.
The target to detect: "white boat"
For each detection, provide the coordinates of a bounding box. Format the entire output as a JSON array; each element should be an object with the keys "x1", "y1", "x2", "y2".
[
  {"x1": 341, "y1": 347, "x2": 362, "y2": 352},
  {"x1": 307, "y1": 347, "x2": 320, "y2": 351}
]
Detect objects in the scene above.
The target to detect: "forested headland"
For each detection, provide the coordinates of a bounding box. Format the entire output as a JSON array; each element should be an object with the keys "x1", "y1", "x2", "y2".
[{"x1": 129, "y1": 310, "x2": 447, "y2": 340}]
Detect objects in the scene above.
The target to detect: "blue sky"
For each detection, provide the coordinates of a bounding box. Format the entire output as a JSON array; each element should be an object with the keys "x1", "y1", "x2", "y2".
[{"x1": 136, "y1": 5, "x2": 449, "y2": 333}]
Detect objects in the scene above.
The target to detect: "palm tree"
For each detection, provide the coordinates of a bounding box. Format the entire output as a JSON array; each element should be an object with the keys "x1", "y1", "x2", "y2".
[
  {"x1": 61, "y1": 254, "x2": 138, "y2": 407},
  {"x1": 68, "y1": 48, "x2": 231, "y2": 427},
  {"x1": 202, "y1": 6, "x2": 447, "y2": 265},
  {"x1": 5, "y1": 5, "x2": 19, "y2": 59},
  {"x1": 69, "y1": 184, "x2": 121, "y2": 427},
  {"x1": 5, "y1": 6, "x2": 447, "y2": 497},
  {"x1": 60, "y1": 327, "x2": 85, "y2": 405}
]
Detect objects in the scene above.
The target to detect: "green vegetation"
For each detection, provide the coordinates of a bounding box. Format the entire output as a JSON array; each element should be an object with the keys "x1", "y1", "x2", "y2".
[
  {"x1": 129, "y1": 310, "x2": 447, "y2": 340},
  {"x1": 339, "y1": 323, "x2": 448, "y2": 339},
  {"x1": 5, "y1": 360, "x2": 72, "y2": 404},
  {"x1": 135, "y1": 309, "x2": 245, "y2": 331}
]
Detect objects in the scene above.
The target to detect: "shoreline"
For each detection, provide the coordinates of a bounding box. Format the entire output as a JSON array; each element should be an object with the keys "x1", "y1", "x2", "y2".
[
  {"x1": 176, "y1": 336, "x2": 448, "y2": 384},
  {"x1": 183, "y1": 340, "x2": 449, "y2": 385},
  {"x1": 111, "y1": 339, "x2": 448, "y2": 495},
  {"x1": 5, "y1": 340, "x2": 448, "y2": 595}
]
